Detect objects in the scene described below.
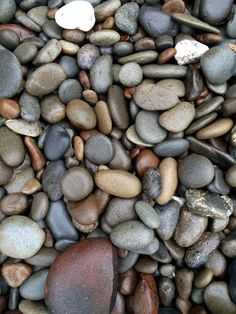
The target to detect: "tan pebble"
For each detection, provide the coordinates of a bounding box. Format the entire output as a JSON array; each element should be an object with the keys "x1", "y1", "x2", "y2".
[
  {"x1": 94, "y1": 188, "x2": 110, "y2": 215},
  {"x1": 59, "y1": 40, "x2": 80, "y2": 55},
  {"x1": 0, "y1": 193, "x2": 27, "y2": 215},
  {"x1": 74, "y1": 136, "x2": 84, "y2": 161},
  {"x1": 2, "y1": 263, "x2": 32, "y2": 288},
  {"x1": 196, "y1": 118, "x2": 234, "y2": 139},
  {"x1": 24, "y1": 136, "x2": 46, "y2": 171},
  {"x1": 82, "y1": 89, "x2": 98, "y2": 105},
  {"x1": 72, "y1": 219, "x2": 98, "y2": 233},
  {"x1": 134, "y1": 255, "x2": 158, "y2": 274},
  {"x1": 176, "y1": 297, "x2": 192, "y2": 314},
  {"x1": 62, "y1": 29, "x2": 85, "y2": 44},
  {"x1": 161, "y1": 0, "x2": 185, "y2": 14},
  {"x1": 156, "y1": 157, "x2": 178, "y2": 205},
  {"x1": 0, "y1": 99, "x2": 20, "y2": 119},
  {"x1": 22, "y1": 178, "x2": 41, "y2": 194},
  {"x1": 158, "y1": 48, "x2": 176, "y2": 64},
  {"x1": 47, "y1": 8, "x2": 58, "y2": 19},
  {"x1": 19, "y1": 300, "x2": 48, "y2": 314},
  {"x1": 102, "y1": 16, "x2": 114, "y2": 29},
  {"x1": 95, "y1": 169, "x2": 142, "y2": 198},
  {"x1": 194, "y1": 269, "x2": 213, "y2": 288},
  {"x1": 95, "y1": 101, "x2": 112, "y2": 135},
  {"x1": 196, "y1": 33, "x2": 223, "y2": 45},
  {"x1": 44, "y1": 228, "x2": 54, "y2": 248}
]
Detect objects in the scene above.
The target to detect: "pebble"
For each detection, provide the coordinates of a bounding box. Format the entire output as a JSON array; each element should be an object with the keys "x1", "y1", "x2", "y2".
[
  {"x1": 0, "y1": 29, "x2": 20, "y2": 50},
  {"x1": 66, "y1": 99, "x2": 97, "y2": 129},
  {"x1": 5, "y1": 167, "x2": 34, "y2": 194},
  {"x1": 14, "y1": 42, "x2": 38, "y2": 65},
  {"x1": 19, "y1": 269, "x2": 48, "y2": 301},
  {"x1": 185, "y1": 66, "x2": 203, "y2": 101},
  {"x1": 25, "y1": 63, "x2": 66, "y2": 96},
  {"x1": 0, "y1": 99, "x2": 20, "y2": 119},
  {"x1": 139, "y1": 5, "x2": 178, "y2": 38},
  {"x1": 184, "y1": 232, "x2": 221, "y2": 268},
  {"x1": 0, "y1": 49, "x2": 22, "y2": 98},
  {"x1": 31, "y1": 192, "x2": 49, "y2": 222},
  {"x1": 0, "y1": 127, "x2": 25, "y2": 167},
  {"x1": 119, "y1": 62, "x2": 143, "y2": 87},
  {"x1": 1, "y1": 263, "x2": 32, "y2": 288},
  {"x1": 115, "y1": 3, "x2": 139, "y2": 35},
  {"x1": 196, "y1": 118, "x2": 233, "y2": 140},
  {"x1": 205, "y1": 250, "x2": 227, "y2": 276},
  {"x1": 0, "y1": 0, "x2": 16, "y2": 23},
  {"x1": 19, "y1": 92, "x2": 40, "y2": 123},
  {"x1": 111, "y1": 220, "x2": 154, "y2": 251},
  {"x1": 199, "y1": 0, "x2": 233, "y2": 25},
  {"x1": 204, "y1": 282, "x2": 236, "y2": 314},
  {"x1": 113, "y1": 41, "x2": 134, "y2": 57},
  {"x1": 109, "y1": 139, "x2": 131, "y2": 171},
  {"x1": 84, "y1": 133, "x2": 114, "y2": 165},
  {"x1": 142, "y1": 64, "x2": 187, "y2": 79},
  {"x1": 194, "y1": 269, "x2": 213, "y2": 288},
  {"x1": 135, "y1": 149, "x2": 160, "y2": 177},
  {"x1": 175, "y1": 39, "x2": 209, "y2": 65},
  {"x1": 45, "y1": 238, "x2": 118, "y2": 314},
  {"x1": 155, "y1": 200, "x2": 181, "y2": 241},
  {"x1": 42, "y1": 160, "x2": 65, "y2": 201},
  {"x1": 90, "y1": 55, "x2": 113, "y2": 93},
  {"x1": 178, "y1": 154, "x2": 214, "y2": 188},
  {"x1": 0, "y1": 159, "x2": 13, "y2": 186},
  {"x1": 186, "y1": 189, "x2": 233, "y2": 219},
  {"x1": 0, "y1": 193, "x2": 27, "y2": 215},
  {"x1": 228, "y1": 258, "x2": 236, "y2": 304},
  {"x1": 153, "y1": 139, "x2": 189, "y2": 157},
  {"x1": 227, "y1": 7, "x2": 236, "y2": 38},
  {"x1": 19, "y1": 300, "x2": 48, "y2": 314},
  {"x1": 142, "y1": 168, "x2": 161, "y2": 202},
  {"x1": 41, "y1": 95, "x2": 66, "y2": 124},
  {"x1": 46, "y1": 200, "x2": 78, "y2": 241},
  {"x1": 175, "y1": 268, "x2": 194, "y2": 300},
  {"x1": 5, "y1": 119, "x2": 42, "y2": 137},
  {"x1": 55, "y1": 1, "x2": 95, "y2": 31},
  {"x1": 95, "y1": 0, "x2": 121, "y2": 22},
  {"x1": 118, "y1": 51, "x2": 158, "y2": 65},
  {"x1": 43, "y1": 125, "x2": 70, "y2": 161},
  {"x1": 158, "y1": 278, "x2": 175, "y2": 307},
  {"x1": 33, "y1": 39, "x2": 61, "y2": 65},
  {"x1": 174, "y1": 208, "x2": 208, "y2": 247},
  {"x1": 135, "y1": 201, "x2": 160, "y2": 229},
  {"x1": 134, "y1": 256, "x2": 158, "y2": 274},
  {"x1": 95, "y1": 170, "x2": 141, "y2": 198},
  {"x1": 27, "y1": 6, "x2": 48, "y2": 26},
  {"x1": 0, "y1": 216, "x2": 45, "y2": 259},
  {"x1": 226, "y1": 165, "x2": 236, "y2": 188},
  {"x1": 61, "y1": 166, "x2": 94, "y2": 201},
  {"x1": 157, "y1": 78, "x2": 185, "y2": 97},
  {"x1": 133, "y1": 83, "x2": 179, "y2": 111},
  {"x1": 195, "y1": 96, "x2": 224, "y2": 119},
  {"x1": 119, "y1": 268, "x2": 138, "y2": 296},
  {"x1": 221, "y1": 231, "x2": 236, "y2": 257},
  {"x1": 159, "y1": 101, "x2": 196, "y2": 132},
  {"x1": 90, "y1": 30, "x2": 120, "y2": 47},
  {"x1": 185, "y1": 113, "x2": 218, "y2": 135},
  {"x1": 77, "y1": 44, "x2": 100, "y2": 70},
  {"x1": 126, "y1": 125, "x2": 154, "y2": 147},
  {"x1": 59, "y1": 55, "x2": 78, "y2": 78}
]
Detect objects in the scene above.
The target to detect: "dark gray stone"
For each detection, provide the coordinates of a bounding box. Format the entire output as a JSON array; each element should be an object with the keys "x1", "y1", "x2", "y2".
[{"x1": 153, "y1": 139, "x2": 189, "y2": 157}]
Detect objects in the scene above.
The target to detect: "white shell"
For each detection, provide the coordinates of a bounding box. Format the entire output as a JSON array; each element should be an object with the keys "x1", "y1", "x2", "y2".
[
  {"x1": 55, "y1": 1, "x2": 95, "y2": 32},
  {"x1": 175, "y1": 39, "x2": 209, "y2": 65}
]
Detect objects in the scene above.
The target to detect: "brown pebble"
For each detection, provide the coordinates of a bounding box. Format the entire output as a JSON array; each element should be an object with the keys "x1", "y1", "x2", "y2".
[
  {"x1": 74, "y1": 136, "x2": 84, "y2": 161},
  {"x1": 0, "y1": 99, "x2": 20, "y2": 119},
  {"x1": 156, "y1": 157, "x2": 178, "y2": 205},
  {"x1": 135, "y1": 149, "x2": 160, "y2": 177},
  {"x1": 22, "y1": 178, "x2": 41, "y2": 195},
  {"x1": 161, "y1": 0, "x2": 185, "y2": 14},
  {"x1": 194, "y1": 268, "x2": 213, "y2": 288},
  {"x1": 196, "y1": 33, "x2": 223, "y2": 45},
  {"x1": 94, "y1": 188, "x2": 110, "y2": 215},
  {"x1": 130, "y1": 147, "x2": 141, "y2": 159},
  {"x1": 0, "y1": 158, "x2": 14, "y2": 185},
  {"x1": 62, "y1": 29, "x2": 85, "y2": 44},
  {"x1": 73, "y1": 219, "x2": 99, "y2": 233},
  {"x1": 95, "y1": 101, "x2": 113, "y2": 135},
  {"x1": 79, "y1": 70, "x2": 91, "y2": 90},
  {"x1": 158, "y1": 48, "x2": 176, "y2": 64},
  {"x1": 47, "y1": 8, "x2": 58, "y2": 19},
  {"x1": 0, "y1": 193, "x2": 27, "y2": 215},
  {"x1": 196, "y1": 118, "x2": 234, "y2": 139},
  {"x1": 44, "y1": 228, "x2": 54, "y2": 248},
  {"x1": 175, "y1": 268, "x2": 194, "y2": 300},
  {"x1": 176, "y1": 297, "x2": 192, "y2": 314},
  {"x1": 102, "y1": 16, "x2": 114, "y2": 29},
  {"x1": 124, "y1": 87, "x2": 135, "y2": 99},
  {"x1": 24, "y1": 136, "x2": 46, "y2": 171},
  {"x1": 1, "y1": 263, "x2": 32, "y2": 288},
  {"x1": 82, "y1": 89, "x2": 98, "y2": 105},
  {"x1": 80, "y1": 129, "x2": 98, "y2": 141},
  {"x1": 189, "y1": 305, "x2": 208, "y2": 314},
  {"x1": 119, "y1": 268, "x2": 138, "y2": 296}
]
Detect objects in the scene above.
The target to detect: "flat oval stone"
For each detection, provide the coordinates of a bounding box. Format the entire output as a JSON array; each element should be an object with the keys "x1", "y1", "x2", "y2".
[
  {"x1": 135, "y1": 201, "x2": 160, "y2": 229},
  {"x1": 199, "y1": 0, "x2": 233, "y2": 25},
  {"x1": 58, "y1": 79, "x2": 82, "y2": 104},
  {"x1": 5, "y1": 119, "x2": 42, "y2": 137},
  {"x1": 0, "y1": 126, "x2": 25, "y2": 167},
  {"x1": 77, "y1": 43, "x2": 100, "y2": 70},
  {"x1": 157, "y1": 79, "x2": 185, "y2": 97},
  {"x1": 221, "y1": 231, "x2": 236, "y2": 258},
  {"x1": 126, "y1": 125, "x2": 154, "y2": 147},
  {"x1": 143, "y1": 64, "x2": 187, "y2": 79},
  {"x1": 115, "y1": 2, "x2": 139, "y2": 35},
  {"x1": 184, "y1": 232, "x2": 221, "y2": 268},
  {"x1": 185, "y1": 189, "x2": 234, "y2": 219},
  {"x1": 33, "y1": 39, "x2": 61, "y2": 65},
  {"x1": 19, "y1": 300, "x2": 47, "y2": 314},
  {"x1": 0, "y1": 216, "x2": 45, "y2": 259},
  {"x1": 135, "y1": 111, "x2": 167, "y2": 144},
  {"x1": 118, "y1": 51, "x2": 158, "y2": 65},
  {"x1": 178, "y1": 154, "x2": 214, "y2": 188},
  {"x1": 94, "y1": 0, "x2": 121, "y2": 22},
  {"x1": 133, "y1": 83, "x2": 179, "y2": 111},
  {"x1": 19, "y1": 269, "x2": 48, "y2": 301},
  {"x1": 153, "y1": 139, "x2": 189, "y2": 157},
  {"x1": 95, "y1": 170, "x2": 141, "y2": 198},
  {"x1": 90, "y1": 30, "x2": 120, "y2": 47},
  {"x1": 31, "y1": 192, "x2": 49, "y2": 221},
  {"x1": 19, "y1": 92, "x2": 40, "y2": 122},
  {"x1": 204, "y1": 282, "x2": 236, "y2": 314},
  {"x1": 41, "y1": 94, "x2": 66, "y2": 123},
  {"x1": 0, "y1": 193, "x2": 27, "y2": 215},
  {"x1": 90, "y1": 55, "x2": 113, "y2": 94},
  {"x1": 25, "y1": 63, "x2": 66, "y2": 96},
  {"x1": 195, "y1": 96, "x2": 223, "y2": 119},
  {"x1": 45, "y1": 238, "x2": 118, "y2": 314},
  {"x1": 84, "y1": 133, "x2": 114, "y2": 165},
  {"x1": 196, "y1": 118, "x2": 233, "y2": 140},
  {"x1": 42, "y1": 160, "x2": 66, "y2": 201},
  {"x1": 43, "y1": 125, "x2": 70, "y2": 161},
  {"x1": 110, "y1": 220, "x2": 154, "y2": 251},
  {"x1": 61, "y1": 167, "x2": 94, "y2": 202},
  {"x1": 0, "y1": 49, "x2": 22, "y2": 98},
  {"x1": 159, "y1": 101, "x2": 196, "y2": 132}
]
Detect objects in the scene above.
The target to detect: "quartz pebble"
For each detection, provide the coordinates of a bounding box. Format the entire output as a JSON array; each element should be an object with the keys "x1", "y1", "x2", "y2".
[{"x1": 175, "y1": 39, "x2": 209, "y2": 65}]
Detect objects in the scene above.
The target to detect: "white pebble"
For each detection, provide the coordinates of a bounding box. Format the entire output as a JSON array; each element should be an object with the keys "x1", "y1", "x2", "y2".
[
  {"x1": 55, "y1": 0, "x2": 95, "y2": 32},
  {"x1": 175, "y1": 39, "x2": 209, "y2": 65}
]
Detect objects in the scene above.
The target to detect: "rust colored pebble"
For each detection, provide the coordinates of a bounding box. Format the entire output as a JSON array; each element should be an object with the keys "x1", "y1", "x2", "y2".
[
  {"x1": 0, "y1": 99, "x2": 20, "y2": 119},
  {"x1": 176, "y1": 297, "x2": 192, "y2": 314},
  {"x1": 161, "y1": 0, "x2": 185, "y2": 14},
  {"x1": 195, "y1": 97, "x2": 205, "y2": 107},
  {"x1": 130, "y1": 147, "x2": 141, "y2": 159},
  {"x1": 79, "y1": 70, "x2": 91, "y2": 90},
  {"x1": 45, "y1": 238, "x2": 119, "y2": 314},
  {"x1": 43, "y1": 228, "x2": 54, "y2": 248},
  {"x1": 119, "y1": 268, "x2": 139, "y2": 296},
  {"x1": 158, "y1": 48, "x2": 177, "y2": 64},
  {"x1": 79, "y1": 129, "x2": 98, "y2": 141},
  {"x1": 196, "y1": 33, "x2": 223, "y2": 45},
  {"x1": 24, "y1": 136, "x2": 46, "y2": 171},
  {"x1": 120, "y1": 34, "x2": 130, "y2": 41},
  {"x1": 74, "y1": 136, "x2": 84, "y2": 161},
  {"x1": 189, "y1": 305, "x2": 208, "y2": 314},
  {"x1": 1, "y1": 263, "x2": 32, "y2": 288},
  {"x1": 133, "y1": 274, "x2": 159, "y2": 314},
  {"x1": 124, "y1": 87, "x2": 135, "y2": 99},
  {"x1": 135, "y1": 149, "x2": 160, "y2": 177}
]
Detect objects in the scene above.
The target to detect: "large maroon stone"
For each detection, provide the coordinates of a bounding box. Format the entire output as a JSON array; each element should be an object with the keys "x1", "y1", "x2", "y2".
[{"x1": 45, "y1": 238, "x2": 118, "y2": 314}]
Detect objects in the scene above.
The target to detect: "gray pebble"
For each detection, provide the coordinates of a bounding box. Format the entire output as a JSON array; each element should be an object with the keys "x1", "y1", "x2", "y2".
[
  {"x1": 153, "y1": 139, "x2": 189, "y2": 157},
  {"x1": 199, "y1": 0, "x2": 233, "y2": 25},
  {"x1": 14, "y1": 42, "x2": 38, "y2": 64},
  {"x1": 142, "y1": 167, "x2": 161, "y2": 202},
  {"x1": 119, "y1": 62, "x2": 143, "y2": 87},
  {"x1": 221, "y1": 231, "x2": 236, "y2": 257},
  {"x1": 143, "y1": 64, "x2": 187, "y2": 79},
  {"x1": 19, "y1": 92, "x2": 41, "y2": 122},
  {"x1": 158, "y1": 278, "x2": 175, "y2": 307},
  {"x1": 113, "y1": 42, "x2": 133, "y2": 57},
  {"x1": 0, "y1": 0, "x2": 16, "y2": 23},
  {"x1": 118, "y1": 51, "x2": 158, "y2": 65},
  {"x1": 31, "y1": 192, "x2": 49, "y2": 222},
  {"x1": 33, "y1": 39, "x2": 61, "y2": 65},
  {"x1": 59, "y1": 56, "x2": 78, "y2": 78},
  {"x1": 77, "y1": 44, "x2": 100, "y2": 70},
  {"x1": 58, "y1": 79, "x2": 82, "y2": 104},
  {"x1": 135, "y1": 201, "x2": 160, "y2": 229},
  {"x1": 115, "y1": 2, "x2": 139, "y2": 35},
  {"x1": 55, "y1": 238, "x2": 77, "y2": 251},
  {"x1": 90, "y1": 55, "x2": 113, "y2": 93}
]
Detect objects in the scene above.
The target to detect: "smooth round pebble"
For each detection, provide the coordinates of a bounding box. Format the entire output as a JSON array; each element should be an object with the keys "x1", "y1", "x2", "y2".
[
  {"x1": 119, "y1": 62, "x2": 143, "y2": 87},
  {"x1": 58, "y1": 79, "x2": 82, "y2": 104},
  {"x1": 134, "y1": 201, "x2": 160, "y2": 229}
]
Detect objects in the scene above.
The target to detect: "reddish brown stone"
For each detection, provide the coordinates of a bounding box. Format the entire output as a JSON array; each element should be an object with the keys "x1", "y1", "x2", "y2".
[
  {"x1": 1, "y1": 263, "x2": 32, "y2": 288},
  {"x1": 196, "y1": 33, "x2": 223, "y2": 45},
  {"x1": 80, "y1": 129, "x2": 98, "y2": 141},
  {"x1": 119, "y1": 269, "x2": 139, "y2": 296},
  {"x1": 124, "y1": 87, "x2": 135, "y2": 99},
  {"x1": 47, "y1": 8, "x2": 58, "y2": 19},
  {"x1": 79, "y1": 70, "x2": 91, "y2": 90},
  {"x1": 24, "y1": 137, "x2": 46, "y2": 171},
  {"x1": 0, "y1": 296, "x2": 7, "y2": 313},
  {"x1": 189, "y1": 305, "x2": 208, "y2": 314},
  {"x1": 45, "y1": 238, "x2": 119, "y2": 314},
  {"x1": 135, "y1": 149, "x2": 160, "y2": 177},
  {"x1": 158, "y1": 48, "x2": 176, "y2": 64},
  {"x1": 0, "y1": 24, "x2": 35, "y2": 40},
  {"x1": 0, "y1": 99, "x2": 20, "y2": 119},
  {"x1": 161, "y1": 0, "x2": 185, "y2": 14},
  {"x1": 43, "y1": 228, "x2": 54, "y2": 248},
  {"x1": 133, "y1": 274, "x2": 159, "y2": 314},
  {"x1": 111, "y1": 292, "x2": 125, "y2": 314}
]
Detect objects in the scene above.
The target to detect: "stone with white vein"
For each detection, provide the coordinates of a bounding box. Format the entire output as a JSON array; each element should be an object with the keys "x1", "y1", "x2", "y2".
[
  {"x1": 55, "y1": 1, "x2": 95, "y2": 32},
  {"x1": 175, "y1": 39, "x2": 209, "y2": 65}
]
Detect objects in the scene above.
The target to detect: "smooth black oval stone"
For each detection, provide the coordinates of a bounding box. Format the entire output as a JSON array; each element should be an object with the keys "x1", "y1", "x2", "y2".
[{"x1": 153, "y1": 139, "x2": 189, "y2": 157}]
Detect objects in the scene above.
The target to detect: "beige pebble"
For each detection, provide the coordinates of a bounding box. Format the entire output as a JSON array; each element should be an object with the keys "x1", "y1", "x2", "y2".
[
  {"x1": 156, "y1": 157, "x2": 178, "y2": 205},
  {"x1": 74, "y1": 136, "x2": 84, "y2": 161},
  {"x1": 82, "y1": 89, "x2": 98, "y2": 105},
  {"x1": 95, "y1": 101, "x2": 112, "y2": 135},
  {"x1": 95, "y1": 169, "x2": 141, "y2": 198},
  {"x1": 194, "y1": 268, "x2": 213, "y2": 288},
  {"x1": 126, "y1": 125, "x2": 154, "y2": 147},
  {"x1": 196, "y1": 118, "x2": 234, "y2": 139},
  {"x1": 59, "y1": 40, "x2": 80, "y2": 55},
  {"x1": 22, "y1": 178, "x2": 41, "y2": 195},
  {"x1": 2, "y1": 263, "x2": 32, "y2": 288}
]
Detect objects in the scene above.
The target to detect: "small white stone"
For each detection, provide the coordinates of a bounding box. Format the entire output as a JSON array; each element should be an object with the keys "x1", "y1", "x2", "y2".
[
  {"x1": 175, "y1": 39, "x2": 209, "y2": 65},
  {"x1": 55, "y1": 0, "x2": 95, "y2": 32}
]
